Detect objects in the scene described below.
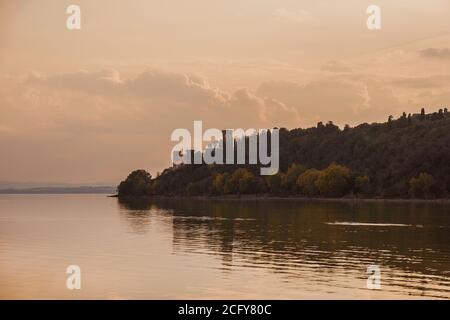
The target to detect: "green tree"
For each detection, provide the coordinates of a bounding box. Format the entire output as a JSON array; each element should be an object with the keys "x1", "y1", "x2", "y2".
[
  {"x1": 120, "y1": 107, "x2": 450, "y2": 199},
  {"x1": 255, "y1": 177, "x2": 268, "y2": 194},
  {"x1": 212, "y1": 173, "x2": 227, "y2": 195},
  {"x1": 267, "y1": 173, "x2": 283, "y2": 195},
  {"x1": 186, "y1": 178, "x2": 211, "y2": 196},
  {"x1": 409, "y1": 173, "x2": 434, "y2": 198},
  {"x1": 186, "y1": 182, "x2": 197, "y2": 196},
  {"x1": 354, "y1": 175, "x2": 370, "y2": 196},
  {"x1": 297, "y1": 169, "x2": 320, "y2": 196},
  {"x1": 315, "y1": 164, "x2": 350, "y2": 197},
  {"x1": 238, "y1": 170, "x2": 258, "y2": 194},
  {"x1": 118, "y1": 170, "x2": 152, "y2": 197},
  {"x1": 224, "y1": 168, "x2": 248, "y2": 194},
  {"x1": 281, "y1": 163, "x2": 306, "y2": 194}
]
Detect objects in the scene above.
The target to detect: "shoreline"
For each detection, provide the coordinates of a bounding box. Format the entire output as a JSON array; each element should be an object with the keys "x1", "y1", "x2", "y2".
[{"x1": 112, "y1": 194, "x2": 450, "y2": 204}]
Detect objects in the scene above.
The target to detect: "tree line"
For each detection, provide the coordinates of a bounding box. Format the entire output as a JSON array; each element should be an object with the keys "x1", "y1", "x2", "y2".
[{"x1": 118, "y1": 108, "x2": 450, "y2": 199}]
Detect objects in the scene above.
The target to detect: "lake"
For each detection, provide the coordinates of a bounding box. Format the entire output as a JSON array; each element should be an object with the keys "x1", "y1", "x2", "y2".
[{"x1": 0, "y1": 194, "x2": 449, "y2": 299}]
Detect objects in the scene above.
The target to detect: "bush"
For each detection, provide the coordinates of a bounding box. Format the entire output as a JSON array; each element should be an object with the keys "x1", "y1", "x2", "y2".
[
  {"x1": 118, "y1": 170, "x2": 152, "y2": 197},
  {"x1": 297, "y1": 169, "x2": 320, "y2": 196},
  {"x1": 354, "y1": 175, "x2": 370, "y2": 196},
  {"x1": 409, "y1": 173, "x2": 434, "y2": 198},
  {"x1": 315, "y1": 164, "x2": 350, "y2": 197}
]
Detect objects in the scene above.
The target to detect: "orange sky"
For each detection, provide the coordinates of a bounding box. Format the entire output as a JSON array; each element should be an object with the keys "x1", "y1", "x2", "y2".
[{"x1": 0, "y1": 0, "x2": 449, "y2": 184}]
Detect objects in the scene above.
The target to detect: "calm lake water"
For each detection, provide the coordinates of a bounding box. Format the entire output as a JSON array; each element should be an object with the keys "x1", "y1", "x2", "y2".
[{"x1": 0, "y1": 194, "x2": 449, "y2": 299}]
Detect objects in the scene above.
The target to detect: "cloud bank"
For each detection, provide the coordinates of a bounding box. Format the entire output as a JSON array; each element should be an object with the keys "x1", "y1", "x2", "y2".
[{"x1": 1, "y1": 60, "x2": 449, "y2": 182}]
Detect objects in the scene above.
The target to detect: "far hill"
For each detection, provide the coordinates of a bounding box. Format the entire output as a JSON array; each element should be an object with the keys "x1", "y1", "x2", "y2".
[{"x1": 0, "y1": 186, "x2": 116, "y2": 194}]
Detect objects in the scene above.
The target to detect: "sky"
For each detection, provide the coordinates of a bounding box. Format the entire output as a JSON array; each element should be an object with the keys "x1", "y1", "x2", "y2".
[{"x1": 0, "y1": 0, "x2": 449, "y2": 184}]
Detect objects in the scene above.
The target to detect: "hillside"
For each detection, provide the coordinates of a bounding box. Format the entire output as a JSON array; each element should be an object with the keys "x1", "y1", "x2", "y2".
[{"x1": 118, "y1": 109, "x2": 450, "y2": 199}]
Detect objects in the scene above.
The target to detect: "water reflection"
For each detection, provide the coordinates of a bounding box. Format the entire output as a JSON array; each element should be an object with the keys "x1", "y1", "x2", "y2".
[
  {"x1": 118, "y1": 197, "x2": 154, "y2": 234},
  {"x1": 119, "y1": 198, "x2": 450, "y2": 298}
]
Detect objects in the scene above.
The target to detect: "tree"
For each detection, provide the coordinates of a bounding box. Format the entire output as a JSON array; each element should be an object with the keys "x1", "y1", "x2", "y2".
[
  {"x1": 315, "y1": 164, "x2": 350, "y2": 197},
  {"x1": 297, "y1": 169, "x2": 320, "y2": 196},
  {"x1": 118, "y1": 170, "x2": 152, "y2": 197},
  {"x1": 119, "y1": 107, "x2": 450, "y2": 199},
  {"x1": 224, "y1": 168, "x2": 247, "y2": 194},
  {"x1": 238, "y1": 171, "x2": 258, "y2": 194},
  {"x1": 409, "y1": 173, "x2": 434, "y2": 198},
  {"x1": 255, "y1": 177, "x2": 268, "y2": 194},
  {"x1": 281, "y1": 163, "x2": 305, "y2": 194},
  {"x1": 212, "y1": 173, "x2": 227, "y2": 195},
  {"x1": 388, "y1": 115, "x2": 393, "y2": 123},
  {"x1": 267, "y1": 173, "x2": 283, "y2": 195},
  {"x1": 354, "y1": 175, "x2": 370, "y2": 196},
  {"x1": 186, "y1": 178, "x2": 212, "y2": 196}
]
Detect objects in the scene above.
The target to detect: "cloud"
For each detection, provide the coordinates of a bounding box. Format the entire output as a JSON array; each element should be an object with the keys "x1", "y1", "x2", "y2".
[
  {"x1": 125, "y1": 70, "x2": 230, "y2": 107},
  {"x1": 21, "y1": 68, "x2": 299, "y2": 131},
  {"x1": 257, "y1": 79, "x2": 368, "y2": 125},
  {"x1": 13, "y1": 67, "x2": 450, "y2": 133},
  {"x1": 230, "y1": 88, "x2": 299, "y2": 126},
  {"x1": 321, "y1": 60, "x2": 352, "y2": 73},
  {"x1": 26, "y1": 69, "x2": 123, "y2": 96},
  {"x1": 255, "y1": 74, "x2": 431, "y2": 126},
  {"x1": 272, "y1": 8, "x2": 316, "y2": 25},
  {"x1": 2, "y1": 64, "x2": 450, "y2": 183},
  {"x1": 419, "y1": 48, "x2": 450, "y2": 60},
  {"x1": 1, "y1": 68, "x2": 304, "y2": 182},
  {"x1": 390, "y1": 75, "x2": 450, "y2": 89}
]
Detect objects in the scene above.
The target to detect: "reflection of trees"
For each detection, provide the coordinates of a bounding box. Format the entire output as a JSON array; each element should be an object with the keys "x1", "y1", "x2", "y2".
[
  {"x1": 118, "y1": 197, "x2": 153, "y2": 210},
  {"x1": 116, "y1": 197, "x2": 450, "y2": 297},
  {"x1": 117, "y1": 197, "x2": 154, "y2": 234},
  {"x1": 152, "y1": 199, "x2": 450, "y2": 281}
]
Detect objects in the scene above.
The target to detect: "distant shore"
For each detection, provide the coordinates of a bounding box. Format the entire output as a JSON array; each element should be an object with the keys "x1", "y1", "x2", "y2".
[
  {"x1": 0, "y1": 186, "x2": 116, "y2": 194},
  {"x1": 112, "y1": 194, "x2": 450, "y2": 204}
]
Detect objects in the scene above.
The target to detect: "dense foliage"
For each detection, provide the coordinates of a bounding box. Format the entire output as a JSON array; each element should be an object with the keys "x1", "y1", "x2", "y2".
[
  {"x1": 118, "y1": 109, "x2": 450, "y2": 199},
  {"x1": 118, "y1": 170, "x2": 153, "y2": 196}
]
